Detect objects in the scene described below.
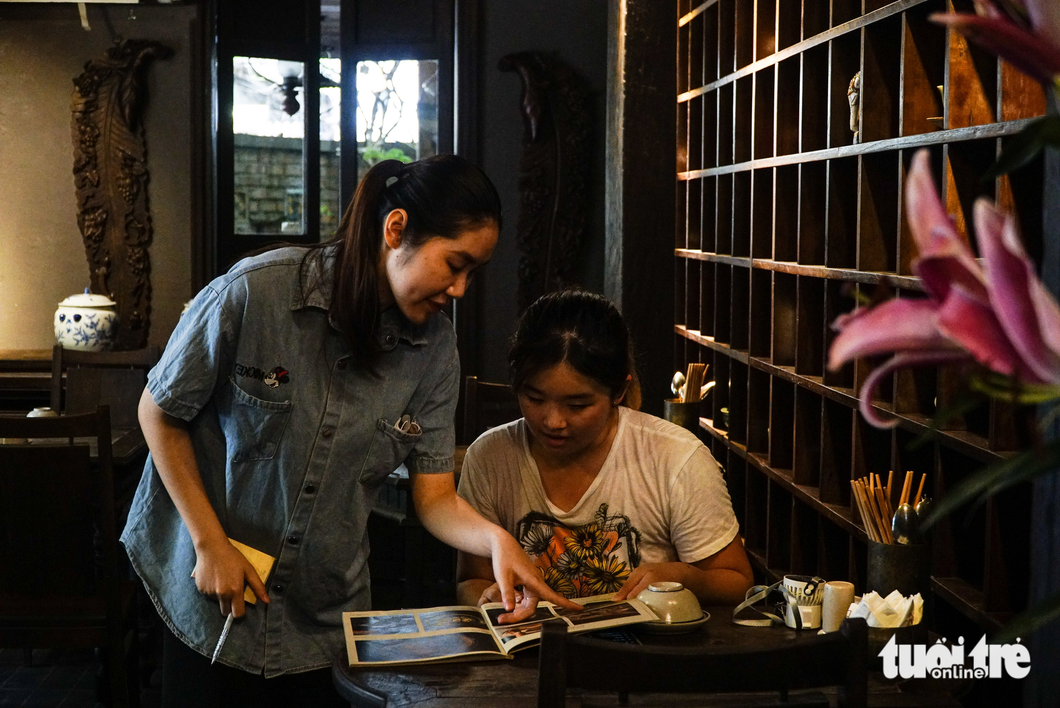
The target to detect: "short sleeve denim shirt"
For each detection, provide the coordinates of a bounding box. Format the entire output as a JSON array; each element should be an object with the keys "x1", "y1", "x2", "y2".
[{"x1": 120, "y1": 246, "x2": 458, "y2": 677}]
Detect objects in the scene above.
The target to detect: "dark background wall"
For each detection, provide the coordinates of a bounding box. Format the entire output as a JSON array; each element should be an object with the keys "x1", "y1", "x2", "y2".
[{"x1": 472, "y1": 0, "x2": 608, "y2": 384}]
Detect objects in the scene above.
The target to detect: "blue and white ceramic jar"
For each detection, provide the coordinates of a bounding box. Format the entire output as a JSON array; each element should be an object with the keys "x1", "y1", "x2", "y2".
[{"x1": 54, "y1": 289, "x2": 119, "y2": 352}]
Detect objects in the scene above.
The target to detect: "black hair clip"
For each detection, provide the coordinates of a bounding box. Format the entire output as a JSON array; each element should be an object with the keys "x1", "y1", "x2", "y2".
[{"x1": 385, "y1": 176, "x2": 399, "y2": 188}]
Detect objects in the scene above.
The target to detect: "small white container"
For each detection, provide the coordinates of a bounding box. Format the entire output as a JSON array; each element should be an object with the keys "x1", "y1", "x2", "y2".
[
  {"x1": 1, "y1": 407, "x2": 57, "y2": 445},
  {"x1": 54, "y1": 288, "x2": 119, "y2": 352}
]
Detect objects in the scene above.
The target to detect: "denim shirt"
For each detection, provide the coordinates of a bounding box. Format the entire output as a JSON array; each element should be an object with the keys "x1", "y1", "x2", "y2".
[{"x1": 120, "y1": 246, "x2": 458, "y2": 677}]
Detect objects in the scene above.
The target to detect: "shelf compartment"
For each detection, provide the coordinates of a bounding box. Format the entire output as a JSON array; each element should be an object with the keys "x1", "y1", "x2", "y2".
[
  {"x1": 749, "y1": 268, "x2": 772, "y2": 358},
  {"x1": 734, "y1": 171, "x2": 752, "y2": 257},
  {"x1": 688, "y1": 95, "x2": 704, "y2": 172},
  {"x1": 831, "y1": 0, "x2": 861, "y2": 28},
  {"x1": 701, "y1": 176, "x2": 718, "y2": 253},
  {"x1": 821, "y1": 397, "x2": 853, "y2": 506},
  {"x1": 802, "y1": 44, "x2": 829, "y2": 152},
  {"x1": 791, "y1": 499, "x2": 820, "y2": 575},
  {"x1": 755, "y1": 0, "x2": 777, "y2": 61},
  {"x1": 686, "y1": 179, "x2": 703, "y2": 250},
  {"x1": 769, "y1": 377, "x2": 796, "y2": 470},
  {"x1": 717, "y1": 174, "x2": 734, "y2": 254},
  {"x1": 945, "y1": 138, "x2": 997, "y2": 245},
  {"x1": 730, "y1": 359, "x2": 750, "y2": 444},
  {"x1": 747, "y1": 365, "x2": 771, "y2": 453},
  {"x1": 751, "y1": 169, "x2": 773, "y2": 258},
  {"x1": 674, "y1": 259, "x2": 687, "y2": 331},
  {"x1": 766, "y1": 480, "x2": 793, "y2": 572},
  {"x1": 689, "y1": 8, "x2": 705, "y2": 92},
  {"x1": 852, "y1": 415, "x2": 892, "y2": 487},
  {"x1": 774, "y1": 165, "x2": 798, "y2": 262},
  {"x1": 983, "y1": 484, "x2": 1032, "y2": 615},
  {"x1": 804, "y1": 0, "x2": 828, "y2": 40},
  {"x1": 819, "y1": 516, "x2": 852, "y2": 583},
  {"x1": 794, "y1": 387, "x2": 823, "y2": 487},
  {"x1": 704, "y1": 1, "x2": 721, "y2": 86},
  {"x1": 718, "y1": 82, "x2": 735, "y2": 166},
  {"x1": 681, "y1": 259, "x2": 702, "y2": 333},
  {"x1": 795, "y1": 275, "x2": 825, "y2": 377},
  {"x1": 826, "y1": 157, "x2": 859, "y2": 269},
  {"x1": 679, "y1": 14, "x2": 690, "y2": 96},
  {"x1": 947, "y1": 24, "x2": 998, "y2": 129},
  {"x1": 798, "y1": 161, "x2": 826, "y2": 265},
  {"x1": 735, "y1": 75, "x2": 754, "y2": 163},
  {"x1": 704, "y1": 91, "x2": 719, "y2": 169},
  {"x1": 678, "y1": 101, "x2": 689, "y2": 173},
  {"x1": 935, "y1": 445, "x2": 987, "y2": 592},
  {"x1": 900, "y1": 0, "x2": 946, "y2": 137},
  {"x1": 823, "y1": 278, "x2": 855, "y2": 389},
  {"x1": 776, "y1": 57, "x2": 801, "y2": 156},
  {"x1": 895, "y1": 363, "x2": 937, "y2": 419},
  {"x1": 858, "y1": 150, "x2": 899, "y2": 273},
  {"x1": 719, "y1": 0, "x2": 737, "y2": 78},
  {"x1": 725, "y1": 451, "x2": 748, "y2": 538},
  {"x1": 743, "y1": 464, "x2": 768, "y2": 555},
  {"x1": 772, "y1": 271, "x2": 798, "y2": 367},
  {"x1": 712, "y1": 353, "x2": 732, "y2": 433},
  {"x1": 754, "y1": 66, "x2": 776, "y2": 159},
  {"x1": 1000, "y1": 59, "x2": 1047, "y2": 123},
  {"x1": 731, "y1": 265, "x2": 751, "y2": 351},
  {"x1": 714, "y1": 263, "x2": 733, "y2": 345},
  {"x1": 861, "y1": 13, "x2": 902, "y2": 143},
  {"x1": 829, "y1": 31, "x2": 861, "y2": 149},
  {"x1": 776, "y1": 0, "x2": 799, "y2": 51},
  {"x1": 736, "y1": 0, "x2": 755, "y2": 70}
]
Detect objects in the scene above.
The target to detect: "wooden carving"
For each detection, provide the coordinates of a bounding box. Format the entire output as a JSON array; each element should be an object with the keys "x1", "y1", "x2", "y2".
[
  {"x1": 71, "y1": 39, "x2": 172, "y2": 350},
  {"x1": 498, "y1": 52, "x2": 592, "y2": 312}
]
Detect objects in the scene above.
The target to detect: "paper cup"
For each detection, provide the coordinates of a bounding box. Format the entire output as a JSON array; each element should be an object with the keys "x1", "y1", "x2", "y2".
[
  {"x1": 821, "y1": 581, "x2": 855, "y2": 633},
  {"x1": 784, "y1": 602, "x2": 821, "y2": 630}
]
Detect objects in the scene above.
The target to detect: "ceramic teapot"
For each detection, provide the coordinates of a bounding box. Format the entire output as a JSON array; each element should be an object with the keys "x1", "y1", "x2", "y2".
[{"x1": 54, "y1": 288, "x2": 119, "y2": 351}]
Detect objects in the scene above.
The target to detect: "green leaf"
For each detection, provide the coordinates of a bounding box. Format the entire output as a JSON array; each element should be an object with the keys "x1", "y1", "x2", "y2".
[
  {"x1": 992, "y1": 592, "x2": 1060, "y2": 643},
  {"x1": 920, "y1": 442, "x2": 1060, "y2": 530},
  {"x1": 909, "y1": 390, "x2": 987, "y2": 451},
  {"x1": 984, "y1": 117, "x2": 1060, "y2": 180}
]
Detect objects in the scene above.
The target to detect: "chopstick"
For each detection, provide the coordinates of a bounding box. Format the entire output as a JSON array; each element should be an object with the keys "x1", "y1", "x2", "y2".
[
  {"x1": 851, "y1": 480, "x2": 879, "y2": 543},
  {"x1": 682, "y1": 363, "x2": 708, "y2": 403},
  {"x1": 913, "y1": 473, "x2": 927, "y2": 508},
  {"x1": 899, "y1": 470, "x2": 914, "y2": 507}
]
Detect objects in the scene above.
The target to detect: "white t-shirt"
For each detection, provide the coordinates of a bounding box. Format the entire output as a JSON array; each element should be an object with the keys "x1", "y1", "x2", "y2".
[{"x1": 457, "y1": 407, "x2": 740, "y2": 598}]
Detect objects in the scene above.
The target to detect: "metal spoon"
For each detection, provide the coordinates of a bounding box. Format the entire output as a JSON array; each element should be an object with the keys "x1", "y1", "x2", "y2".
[
  {"x1": 671, "y1": 371, "x2": 686, "y2": 397},
  {"x1": 891, "y1": 503, "x2": 918, "y2": 545},
  {"x1": 913, "y1": 496, "x2": 931, "y2": 540}
]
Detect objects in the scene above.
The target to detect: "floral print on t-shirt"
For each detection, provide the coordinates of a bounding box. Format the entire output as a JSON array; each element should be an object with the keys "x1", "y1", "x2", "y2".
[{"x1": 514, "y1": 503, "x2": 642, "y2": 598}]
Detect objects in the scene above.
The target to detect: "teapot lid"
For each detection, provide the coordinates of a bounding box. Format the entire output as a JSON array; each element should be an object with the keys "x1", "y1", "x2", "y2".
[{"x1": 59, "y1": 288, "x2": 116, "y2": 309}]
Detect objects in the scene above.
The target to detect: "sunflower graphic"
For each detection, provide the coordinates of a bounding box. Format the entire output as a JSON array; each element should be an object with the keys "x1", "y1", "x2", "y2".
[
  {"x1": 553, "y1": 551, "x2": 582, "y2": 579},
  {"x1": 582, "y1": 554, "x2": 630, "y2": 595},
  {"x1": 542, "y1": 566, "x2": 577, "y2": 598},
  {"x1": 563, "y1": 523, "x2": 606, "y2": 564}
]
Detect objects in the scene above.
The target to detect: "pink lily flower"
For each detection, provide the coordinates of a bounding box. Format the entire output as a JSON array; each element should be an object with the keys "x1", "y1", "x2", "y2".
[
  {"x1": 827, "y1": 149, "x2": 1060, "y2": 427},
  {"x1": 931, "y1": 0, "x2": 1060, "y2": 86}
]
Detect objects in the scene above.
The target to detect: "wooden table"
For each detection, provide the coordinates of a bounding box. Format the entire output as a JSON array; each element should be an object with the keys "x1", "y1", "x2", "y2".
[{"x1": 332, "y1": 608, "x2": 963, "y2": 708}]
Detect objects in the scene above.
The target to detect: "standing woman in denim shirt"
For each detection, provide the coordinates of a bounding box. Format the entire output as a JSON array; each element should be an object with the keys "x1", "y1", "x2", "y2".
[{"x1": 121, "y1": 155, "x2": 576, "y2": 707}]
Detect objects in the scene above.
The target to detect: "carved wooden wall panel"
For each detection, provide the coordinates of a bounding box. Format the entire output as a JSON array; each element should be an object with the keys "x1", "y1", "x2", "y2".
[
  {"x1": 71, "y1": 39, "x2": 171, "y2": 350},
  {"x1": 499, "y1": 51, "x2": 591, "y2": 312}
]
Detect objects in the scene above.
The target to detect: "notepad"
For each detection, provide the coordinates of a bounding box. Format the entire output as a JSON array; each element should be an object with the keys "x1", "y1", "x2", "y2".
[{"x1": 228, "y1": 538, "x2": 276, "y2": 604}]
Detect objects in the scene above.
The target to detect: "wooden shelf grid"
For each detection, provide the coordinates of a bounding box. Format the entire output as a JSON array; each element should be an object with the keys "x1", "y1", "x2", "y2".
[{"x1": 675, "y1": 0, "x2": 1045, "y2": 636}]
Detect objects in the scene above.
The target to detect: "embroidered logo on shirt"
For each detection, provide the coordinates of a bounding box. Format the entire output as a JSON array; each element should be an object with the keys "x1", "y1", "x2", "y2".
[
  {"x1": 235, "y1": 363, "x2": 291, "y2": 388},
  {"x1": 514, "y1": 503, "x2": 642, "y2": 599}
]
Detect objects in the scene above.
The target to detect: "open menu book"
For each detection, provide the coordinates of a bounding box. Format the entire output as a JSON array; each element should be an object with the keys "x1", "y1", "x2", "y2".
[{"x1": 343, "y1": 594, "x2": 657, "y2": 666}]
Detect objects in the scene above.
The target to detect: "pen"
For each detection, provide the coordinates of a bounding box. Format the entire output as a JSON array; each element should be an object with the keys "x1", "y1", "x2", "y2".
[{"x1": 211, "y1": 613, "x2": 234, "y2": 665}]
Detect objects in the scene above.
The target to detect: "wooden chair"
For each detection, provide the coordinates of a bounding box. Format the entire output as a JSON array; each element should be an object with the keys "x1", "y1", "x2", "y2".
[
  {"x1": 50, "y1": 345, "x2": 160, "y2": 430},
  {"x1": 0, "y1": 407, "x2": 140, "y2": 708},
  {"x1": 536, "y1": 617, "x2": 868, "y2": 708},
  {"x1": 461, "y1": 375, "x2": 521, "y2": 445}
]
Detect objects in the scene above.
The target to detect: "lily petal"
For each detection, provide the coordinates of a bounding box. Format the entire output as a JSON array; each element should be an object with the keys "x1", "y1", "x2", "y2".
[
  {"x1": 936, "y1": 283, "x2": 1045, "y2": 382},
  {"x1": 931, "y1": 11, "x2": 1060, "y2": 84},
  {"x1": 904, "y1": 150, "x2": 986, "y2": 301},
  {"x1": 858, "y1": 351, "x2": 972, "y2": 428},
  {"x1": 828, "y1": 298, "x2": 960, "y2": 370},
  {"x1": 976, "y1": 198, "x2": 1060, "y2": 383}
]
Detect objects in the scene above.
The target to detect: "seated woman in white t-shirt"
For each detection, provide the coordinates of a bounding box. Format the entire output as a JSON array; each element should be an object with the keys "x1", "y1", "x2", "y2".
[{"x1": 456, "y1": 290, "x2": 753, "y2": 621}]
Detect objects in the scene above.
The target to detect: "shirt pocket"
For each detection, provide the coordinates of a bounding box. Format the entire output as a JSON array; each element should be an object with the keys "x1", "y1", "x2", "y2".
[
  {"x1": 359, "y1": 418, "x2": 421, "y2": 487},
  {"x1": 221, "y1": 377, "x2": 293, "y2": 462}
]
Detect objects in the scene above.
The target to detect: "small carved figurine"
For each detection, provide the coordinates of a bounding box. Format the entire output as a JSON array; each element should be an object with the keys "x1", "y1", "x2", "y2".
[{"x1": 847, "y1": 71, "x2": 861, "y2": 144}]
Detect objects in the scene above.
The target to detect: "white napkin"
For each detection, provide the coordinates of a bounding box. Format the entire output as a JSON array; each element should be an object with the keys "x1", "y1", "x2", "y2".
[{"x1": 846, "y1": 590, "x2": 923, "y2": 628}]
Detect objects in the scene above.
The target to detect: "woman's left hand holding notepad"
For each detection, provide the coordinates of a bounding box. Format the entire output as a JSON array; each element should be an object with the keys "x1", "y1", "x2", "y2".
[{"x1": 191, "y1": 537, "x2": 276, "y2": 617}]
